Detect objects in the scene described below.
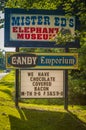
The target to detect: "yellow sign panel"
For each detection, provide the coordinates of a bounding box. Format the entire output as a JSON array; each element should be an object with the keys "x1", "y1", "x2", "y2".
[{"x1": 6, "y1": 52, "x2": 78, "y2": 69}]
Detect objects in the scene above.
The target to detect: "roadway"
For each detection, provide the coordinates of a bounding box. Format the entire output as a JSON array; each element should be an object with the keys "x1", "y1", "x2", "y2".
[{"x1": 0, "y1": 72, "x2": 8, "y2": 80}]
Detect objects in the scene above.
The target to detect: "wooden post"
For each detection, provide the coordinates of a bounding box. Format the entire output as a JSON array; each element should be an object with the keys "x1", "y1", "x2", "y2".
[
  {"x1": 15, "y1": 47, "x2": 19, "y2": 108},
  {"x1": 64, "y1": 48, "x2": 69, "y2": 110}
]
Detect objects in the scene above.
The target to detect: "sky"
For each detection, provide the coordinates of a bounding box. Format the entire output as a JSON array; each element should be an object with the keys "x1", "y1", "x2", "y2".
[
  {"x1": 0, "y1": 27, "x2": 15, "y2": 52},
  {"x1": 0, "y1": 12, "x2": 15, "y2": 52}
]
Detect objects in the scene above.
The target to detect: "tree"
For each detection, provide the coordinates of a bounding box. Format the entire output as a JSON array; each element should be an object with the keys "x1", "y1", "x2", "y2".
[
  {"x1": 0, "y1": 49, "x2": 5, "y2": 70},
  {"x1": 0, "y1": 0, "x2": 8, "y2": 28},
  {"x1": 5, "y1": 0, "x2": 86, "y2": 105}
]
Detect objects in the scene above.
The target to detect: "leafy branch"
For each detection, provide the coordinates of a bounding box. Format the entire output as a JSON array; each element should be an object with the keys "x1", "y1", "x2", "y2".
[{"x1": 51, "y1": 29, "x2": 83, "y2": 45}]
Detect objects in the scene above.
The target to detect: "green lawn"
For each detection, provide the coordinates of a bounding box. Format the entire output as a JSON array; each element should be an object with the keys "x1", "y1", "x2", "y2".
[{"x1": 0, "y1": 71, "x2": 86, "y2": 130}]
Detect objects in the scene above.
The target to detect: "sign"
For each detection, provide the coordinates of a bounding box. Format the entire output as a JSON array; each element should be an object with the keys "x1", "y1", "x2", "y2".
[
  {"x1": 20, "y1": 70, "x2": 64, "y2": 98},
  {"x1": 6, "y1": 52, "x2": 78, "y2": 69},
  {"x1": 4, "y1": 8, "x2": 80, "y2": 48}
]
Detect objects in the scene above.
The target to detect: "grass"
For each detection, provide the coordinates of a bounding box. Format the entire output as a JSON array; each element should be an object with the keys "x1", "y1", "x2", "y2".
[{"x1": 0, "y1": 71, "x2": 86, "y2": 130}]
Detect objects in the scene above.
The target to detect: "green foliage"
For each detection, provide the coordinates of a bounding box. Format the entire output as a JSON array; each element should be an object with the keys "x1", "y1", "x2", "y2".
[
  {"x1": 69, "y1": 76, "x2": 86, "y2": 105},
  {"x1": 6, "y1": 0, "x2": 61, "y2": 9},
  {"x1": 52, "y1": 30, "x2": 81, "y2": 45},
  {"x1": 69, "y1": 42, "x2": 86, "y2": 105},
  {"x1": 63, "y1": 0, "x2": 86, "y2": 31},
  {"x1": 0, "y1": 0, "x2": 5, "y2": 11},
  {"x1": 0, "y1": 50, "x2": 5, "y2": 70},
  {"x1": 20, "y1": 98, "x2": 64, "y2": 105},
  {"x1": 6, "y1": 0, "x2": 27, "y2": 8}
]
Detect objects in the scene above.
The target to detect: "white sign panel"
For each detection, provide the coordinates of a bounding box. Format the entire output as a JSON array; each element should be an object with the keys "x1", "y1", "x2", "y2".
[
  {"x1": 5, "y1": 8, "x2": 80, "y2": 48},
  {"x1": 10, "y1": 14, "x2": 75, "y2": 41},
  {"x1": 20, "y1": 70, "x2": 64, "y2": 98}
]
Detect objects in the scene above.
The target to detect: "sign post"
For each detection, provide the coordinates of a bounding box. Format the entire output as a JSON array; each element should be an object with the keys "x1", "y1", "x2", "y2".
[
  {"x1": 64, "y1": 48, "x2": 69, "y2": 110},
  {"x1": 15, "y1": 47, "x2": 19, "y2": 108}
]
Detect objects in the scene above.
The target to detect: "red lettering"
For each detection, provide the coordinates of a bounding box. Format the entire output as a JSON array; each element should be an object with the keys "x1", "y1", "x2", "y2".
[
  {"x1": 25, "y1": 34, "x2": 30, "y2": 39},
  {"x1": 49, "y1": 34, "x2": 53, "y2": 39},
  {"x1": 49, "y1": 34, "x2": 56, "y2": 39},
  {"x1": 36, "y1": 27, "x2": 42, "y2": 33},
  {"x1": 53, "y1": 34, "x2": 56, "y2": 37},
  {"x1": 15, "y1": 27, "x2": 58, "y2": 40},
  {"x1": 24, "y1": 27, "x2": 30, "y2": 33},
  {"x1": 42, "y1": 28, "x2": 48, "y2": 33},
  {"x1": 19, "y1": 27, "x2": 24, "y2": 32},
  {"x1": 13, "y1": 27, "x2": 59, "y2": 35},
  {"x1": 12, "y1": 27, "x2": 18, "y2": 32},
  {"x1": 55, "y1": 28, "x2": 59, "y2": 33},
  {"x1": 30, "y1": 27, "x2": 35, "y2": 33},
  {"x1": 37, "y1": 34, "x2": 42, "y2": 39},
  {"x1": 43, "y1": 34, "x2": 48, "y2": 40},
  {"x1": 31, "y1": 34, "x2": 36, "y2": 39},
  {"x1": 49, "y1": 28, "x2": 54, "y2": 33},
  {"x1": 17, "y1": 34, "x2": 24, "y2": 39}
]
